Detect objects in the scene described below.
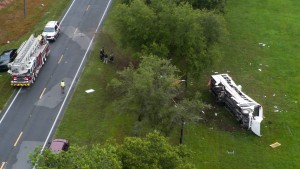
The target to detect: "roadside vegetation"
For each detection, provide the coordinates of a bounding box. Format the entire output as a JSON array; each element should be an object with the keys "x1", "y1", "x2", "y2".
[
  {"x1": 31, "y1": 131, "x2": 194, "y2": 168},
  {"x1": 0, "y1": 0, "x2": 71, "y2": 111}
]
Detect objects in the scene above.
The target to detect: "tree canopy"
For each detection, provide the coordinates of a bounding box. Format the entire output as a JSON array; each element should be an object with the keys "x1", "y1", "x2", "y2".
[
  {"x1": 112, "y1": 0, "x2": 226, "y2": 77},
  {"x1": 108, "y1": 55, "x2": 211, "y2": 135},
  {"x1": 31, "y1": 131, "x2": 194, "y2": 169}
]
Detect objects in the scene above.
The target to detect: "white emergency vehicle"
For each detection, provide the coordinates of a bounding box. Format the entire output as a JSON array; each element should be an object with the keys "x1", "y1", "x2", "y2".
[{"x1": 42, "y1": 21, "x2": 60, "y2": 41}]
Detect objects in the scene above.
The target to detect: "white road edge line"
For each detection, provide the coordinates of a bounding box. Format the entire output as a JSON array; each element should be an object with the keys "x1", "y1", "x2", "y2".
[
  {"x1": 60, "y1": 0, "x2": 77, "y2": 24},
  {"x1": 0, "y1": 89, "x2": 22, "y2": 125},
  {"x1": 0, "y1": 0, "x2": 78, "y2": 126},
  {"x1": 39, "y1": 0, "x2": 112, "y2": 156}
]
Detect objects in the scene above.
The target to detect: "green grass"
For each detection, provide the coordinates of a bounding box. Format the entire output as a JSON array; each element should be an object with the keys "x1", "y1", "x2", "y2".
[
  {"x1": 55, "y1": 28, "x2": 137, "y2": 145},
  {"x1": 0, "y1": 0, "x2": 71, "y2": 111},
  {"x1": 55, "y1": 0, "x2": 300, "y2": 168}
]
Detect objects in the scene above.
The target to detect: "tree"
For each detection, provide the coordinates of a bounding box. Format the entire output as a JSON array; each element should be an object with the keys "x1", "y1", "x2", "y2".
[
  {"x1": 112, "y1": 0, "x2": 157, "y2": 51},
  {"x1": 112, "y1": 0, "x2": 226, "y2": 78},
  {"x1": 118, "y1": 131, "x2": 195, "y2": 169},
  {"x1": 31, "y1": 132, "x2": 194, "y2": 168},
  {"x1": 108, "y1": 55, "x2": 212, "y2": 135},
  {"x1": 108, "y1": 55, "x2": 181, "y2": 133},
  {"x1": 170, "y1": 92, "x2": 212, "y2": 144},
  {"x1": 30, "y1": 144, "x2": 122, "y2": 169},
  {"x1": 176, "y1": 0, "x2": 226, "y2": 12}
]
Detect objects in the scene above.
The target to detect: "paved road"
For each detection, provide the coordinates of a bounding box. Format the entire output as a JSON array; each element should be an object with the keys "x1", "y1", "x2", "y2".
[{"x1": 0, "y1": 0, "x2": 111, "y2": 168}]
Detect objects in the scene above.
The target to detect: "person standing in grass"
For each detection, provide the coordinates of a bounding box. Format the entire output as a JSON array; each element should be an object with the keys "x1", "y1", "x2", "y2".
[
  {"x1": 100, "y1": 47, "x2": 104, "y2": 61},
  {"x1": 104, "y1": 54, "x2": 108, "y2": 64},
  {"x1": 109, "y1": 52, "x2": 114, "y2": 62}
]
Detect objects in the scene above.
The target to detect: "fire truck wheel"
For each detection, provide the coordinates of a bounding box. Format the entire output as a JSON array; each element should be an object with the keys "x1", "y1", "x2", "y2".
[{"x1": 44, "y1": 57, "x2": 47, "y2": 62}]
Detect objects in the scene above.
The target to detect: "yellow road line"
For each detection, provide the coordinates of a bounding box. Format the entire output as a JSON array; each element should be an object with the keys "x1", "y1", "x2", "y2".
[
  {"x1": 86, "y1": 5, "x2": 90, "y2": 11},
  {"x1": 40, "y1": 88, "x2": 46, "y2": 99},
  {"x1": 14, "y1": 132, "x2": 23, "y2": 147},
  {"x1": 58, "y1": 54, "x2": 64, "y2": 64},
  {"x1": 0, "y1": 162, "x2": 6, "y2": 169},
  {"x1": 74, "y1": 27, "x2": 78, "y2": 34}
]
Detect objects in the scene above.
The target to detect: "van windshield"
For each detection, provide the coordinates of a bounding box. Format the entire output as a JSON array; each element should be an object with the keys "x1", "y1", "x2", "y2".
[{"x1": 43, "y1": 27, "x2": 55, "y2": 32}]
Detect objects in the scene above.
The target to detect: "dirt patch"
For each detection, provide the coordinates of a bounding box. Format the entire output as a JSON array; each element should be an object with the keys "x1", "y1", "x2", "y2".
[{"x1": 0, "y1": 0, "x2": 15, "y2": 10}]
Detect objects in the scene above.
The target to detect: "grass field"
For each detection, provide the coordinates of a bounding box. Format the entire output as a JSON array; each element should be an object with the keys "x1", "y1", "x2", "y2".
[
  {"x1": 0, "y1": 0, "x2": 296, "y2": 168},
  {"x1": 0, "y1": 0, "x2": 71, "y2": 111}
]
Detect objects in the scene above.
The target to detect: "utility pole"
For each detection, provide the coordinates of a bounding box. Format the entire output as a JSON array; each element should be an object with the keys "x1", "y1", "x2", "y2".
[
  {"x1": 179, "y1": 120, "x2": 185, "y2": 145},
  {"x1": 24, "y1": 0, "x2": 26, "y2": 17}
]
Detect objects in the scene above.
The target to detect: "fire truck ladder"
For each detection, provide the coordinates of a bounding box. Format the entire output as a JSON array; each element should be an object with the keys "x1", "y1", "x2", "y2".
[{"x1": 13, "y1": 34, "x2": 39, "y2": 66}]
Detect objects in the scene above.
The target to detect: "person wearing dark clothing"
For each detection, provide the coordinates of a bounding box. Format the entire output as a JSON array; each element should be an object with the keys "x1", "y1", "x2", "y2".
[
  {"x1": 104, "y1": 54, "x2": 108, "y2": 64},
  {"x1": 109, "y1": 52, "x2": 114, "y2": 62},
  {"x1": 100, "y1": 47, "x2": 105, "y2": 61}
]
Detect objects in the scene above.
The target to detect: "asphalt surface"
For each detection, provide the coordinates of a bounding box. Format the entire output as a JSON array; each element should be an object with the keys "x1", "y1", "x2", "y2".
[{"x1": 0, "y1": 0, "x2": 112, "y2": 168}]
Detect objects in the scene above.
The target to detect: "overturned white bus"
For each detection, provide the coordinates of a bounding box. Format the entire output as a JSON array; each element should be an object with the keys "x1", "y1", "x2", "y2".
[{"x1": 209, "y1": 74, "x2": 263, "y2": 136}]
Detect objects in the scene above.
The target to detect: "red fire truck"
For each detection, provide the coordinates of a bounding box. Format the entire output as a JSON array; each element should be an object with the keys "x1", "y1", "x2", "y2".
[{"x1": 7, "y1": 34, "x2": 50, "y2": 86}]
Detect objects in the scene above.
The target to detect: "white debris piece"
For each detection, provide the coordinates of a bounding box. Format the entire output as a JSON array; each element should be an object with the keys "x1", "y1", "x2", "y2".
[
  {"x1": 259, "y1": 42, "x2": 269, "y2": 47},
  {"x1": 227, "y1": 150, "x2": 235, "y2": 155},
  {"x1": 273, "y1": 93, "x2": 276, "y2": 97},
  {"x1": 258, "y1": 69, "x2": 262, "y2": 71},
  {"x1": 85, "y1": 89, "x2": 95, "y2": 93},
  {"x1": 215, "y1": 113, "x2": 218, "y2": 116}
]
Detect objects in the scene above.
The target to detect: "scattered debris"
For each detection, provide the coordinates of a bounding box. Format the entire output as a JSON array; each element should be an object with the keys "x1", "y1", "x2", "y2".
[
  {"x1": 258, "y1": 69, "x2": 262, "y2": 71},
  {"x1": 202, "y1": 111, "x2": 205, "y2": 114},
  {"x1": 227, "y1": 150, "x2": 235, "y2": 154},
  {"x1": 270, "y1": 142, "x2": 281, "y2": 148},
  {"x1": 259, "y1": 42, "x2": 270, "y2": 47},
  {"x1": 273, "y1": 93, "x2": 276, "y2": 97},
  {"x1": 197, "y1": 117, "x2": 204, "y2": 121},
  {"x1": 85, "y1": 89, "x2": 95, "y2": 93},
  {"x1": 214, "y1": 113, "x2": 218, "y2": 116},
  {"x1": 274, "y1": 105, "x2": 279, "y2": 112},
  {"x1": 7, "y1": 41, "x2": 10, "y2": 44},
  {"x1": 41, "y1": 3, "x2": 44, "y2": 6}
]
